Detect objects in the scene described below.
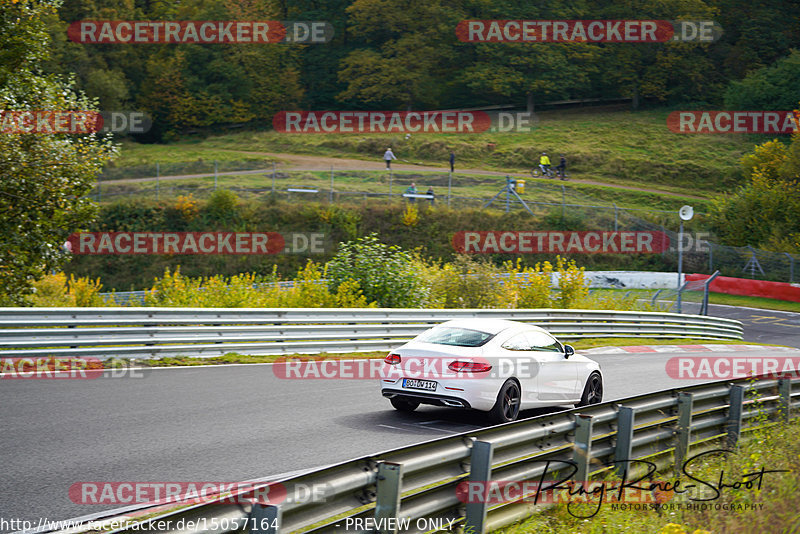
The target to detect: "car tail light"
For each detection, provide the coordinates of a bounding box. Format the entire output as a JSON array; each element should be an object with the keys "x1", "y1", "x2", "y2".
[
  {"x1": 449, "y1": 360, "x2": 492, "y2": 373},
  {"x1": 384, "y1": 353, "x2": 401, "y2": 365}
]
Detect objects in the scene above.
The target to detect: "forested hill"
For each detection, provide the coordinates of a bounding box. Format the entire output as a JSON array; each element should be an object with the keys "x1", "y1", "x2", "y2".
[{"x1": 45, "y1": 0, "x2": 800, "y2": 142}]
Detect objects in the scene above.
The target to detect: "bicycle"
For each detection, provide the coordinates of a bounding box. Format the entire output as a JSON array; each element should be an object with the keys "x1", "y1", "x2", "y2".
[
  {"x1": 530, "y1": 165, "x2": 555, "y2": 178},
  {"x1": 530, "y1": 165, "x2": 568, "y2": 180}
]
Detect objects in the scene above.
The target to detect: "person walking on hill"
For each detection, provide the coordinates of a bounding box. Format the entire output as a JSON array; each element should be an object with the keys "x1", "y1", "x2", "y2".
[{"x1": 384, "y1": 148, "x2": 397, "y2": 170}]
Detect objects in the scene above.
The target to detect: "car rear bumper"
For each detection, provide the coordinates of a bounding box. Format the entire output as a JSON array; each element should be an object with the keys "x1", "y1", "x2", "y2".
[{"x1": 382, "y1": 388, "x2": 472, "y2": 409}]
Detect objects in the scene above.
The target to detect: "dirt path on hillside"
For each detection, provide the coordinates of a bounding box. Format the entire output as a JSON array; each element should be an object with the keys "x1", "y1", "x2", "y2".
[{"x1": 111, "y1": 148, "x2": 706, "y2": 200}]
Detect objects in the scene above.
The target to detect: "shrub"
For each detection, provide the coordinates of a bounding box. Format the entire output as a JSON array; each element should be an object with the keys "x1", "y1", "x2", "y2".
[
  {"x1": 517, "y1": 260, "x2": 555, "y2": 308},
  {"x1": 554, "y1": 256, "x2": 589, "y2": 308},
  {"x1": 204, "y1": 189, "x2": 239, "y2": 225},
  {"x1": 26, "y1": 273, "x2": 110, "y2": 306},
  {"x1": 326, "y1": 234, "x2": 426, "y2": 308},
  {"x1": 401, "y1": 204, "x2": 419, "y2": 227},
  {"x1": 437, "y1": 255, "x2": 507, "y2": 309}
]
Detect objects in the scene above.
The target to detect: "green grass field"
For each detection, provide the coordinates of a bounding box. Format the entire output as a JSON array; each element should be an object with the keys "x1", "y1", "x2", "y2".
[
  {"x1": 593, "y1": 288, "x2": 800, "y2": 313},
  {"x1": 95, "y1": 167, "x2": 712, "y2": 217},
  {"x1": 108, "y1": 106, "x2": 764, "y2": 198}
]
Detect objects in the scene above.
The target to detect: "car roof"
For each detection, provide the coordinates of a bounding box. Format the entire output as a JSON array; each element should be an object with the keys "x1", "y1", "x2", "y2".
[{"x1": 437, "y1": 318, "x2": 548, "y2": 336}]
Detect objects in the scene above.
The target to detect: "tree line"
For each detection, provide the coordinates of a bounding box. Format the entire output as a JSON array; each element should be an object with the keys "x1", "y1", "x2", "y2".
[{"x1": 44, "y1": 0, "x2": 800, "y2": 141}]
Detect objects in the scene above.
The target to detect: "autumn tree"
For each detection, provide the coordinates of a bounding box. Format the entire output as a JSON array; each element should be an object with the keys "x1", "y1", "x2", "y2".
[{"x1": 0, "y1": 0, "x2": 116, "y2": 304}]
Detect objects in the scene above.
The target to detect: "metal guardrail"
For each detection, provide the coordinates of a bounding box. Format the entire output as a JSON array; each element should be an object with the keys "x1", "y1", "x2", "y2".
[
  {"x1": 96, "y1": 375, "x2": 798, "y2": 534},
  {"x1": 0, "y1": 308, "x2": 743, "y2": 360}
]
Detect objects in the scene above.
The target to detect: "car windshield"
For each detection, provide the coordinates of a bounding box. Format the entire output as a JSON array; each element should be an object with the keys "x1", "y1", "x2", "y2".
[{"x1": 415, "y1": 327, "x2": 495, "y2": 347}]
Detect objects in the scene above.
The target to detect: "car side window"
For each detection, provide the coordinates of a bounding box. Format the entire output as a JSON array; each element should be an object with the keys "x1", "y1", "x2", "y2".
[
  {"x1": 524, "y1": 331, "x2": 563, "y2": 352},
  {"x1": 501, "y1": 333, "x2": 530, "y2": 351}
]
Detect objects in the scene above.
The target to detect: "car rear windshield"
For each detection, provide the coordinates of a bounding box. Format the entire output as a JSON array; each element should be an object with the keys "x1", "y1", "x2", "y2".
[{"x1": 415, "y1": 327, "x2": 495, "y2": 347}]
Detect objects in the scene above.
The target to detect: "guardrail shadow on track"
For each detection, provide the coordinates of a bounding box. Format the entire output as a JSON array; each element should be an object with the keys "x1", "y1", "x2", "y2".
[{"x1": 84, "y1": 375, "x2": 798, "y2": 534}]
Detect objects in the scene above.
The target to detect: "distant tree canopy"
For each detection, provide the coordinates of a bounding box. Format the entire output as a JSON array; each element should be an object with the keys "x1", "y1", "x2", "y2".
[
  {"x1": 724, "y1": 49, "x2": 800, "y2": 110},
  {"x1": 709, "y1": 130, "x2": 800, "y2": 254},
  {"x1": 42, "y1": 0, "x2": 800, "y2": 140},
  {"x1": 0, "y1": 0, "x2": 116, "y2": 304}
]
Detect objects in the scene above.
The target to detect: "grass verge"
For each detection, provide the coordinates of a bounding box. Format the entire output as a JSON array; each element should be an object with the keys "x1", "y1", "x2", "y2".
[
  {"x1": 103, "y1": 338, "x2": 774, "y2": 369},
  {"x1": 493, "y1": 417, "x2": 800, "y2": 534},
  {"x1": 593, "y1": 288, "x2": 800, "y2": 314}
]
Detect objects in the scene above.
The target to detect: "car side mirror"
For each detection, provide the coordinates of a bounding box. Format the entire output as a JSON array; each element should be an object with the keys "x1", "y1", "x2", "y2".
[{"x1": 564, "y1": 345, "x2": 574, "y2": 359}]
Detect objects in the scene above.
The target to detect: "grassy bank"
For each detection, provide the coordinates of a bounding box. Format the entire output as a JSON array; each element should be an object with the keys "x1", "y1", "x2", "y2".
[
  {"x1": 594, "y1": 289, "x2": 800, "y2": 313},
  {"x1": 494, "y1": 416, "x2": 800, "y2": 534},
  {"x1": 109, "y1": 107, "x2": 759, "y2": 196}
]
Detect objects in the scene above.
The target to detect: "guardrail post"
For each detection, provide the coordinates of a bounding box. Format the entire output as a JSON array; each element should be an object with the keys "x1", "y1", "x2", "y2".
[
  {"x1": 573, "y1": 414, "x2": 593, "y2": 482},
  {"x1": 708, "y1": 242, "x2": 713, "y2": 272},
  {"x1": 465, "y1": 440, "x2": 493, "y2": 534},
  {"x1": 778, "y1": 379, "x2": 792, "y2": 423},
  {"x1": 651, "y1": 289, "x2": 662, "y2": 306},
  {"x1": 674, "y1": 392, "x2": 693, "y2": 476},
  {"x1": 614, "y1": 407, "x2": 634, "y2": 478},
  {"x1": 249, "y1": 503, "x2": 281, "y2": 534},
  {"x1": 374, "y1": 462, "x2": 403, "y2": 534},
  {"x1": 726, "y1": 385, "x2": 745, "y2": 447}
]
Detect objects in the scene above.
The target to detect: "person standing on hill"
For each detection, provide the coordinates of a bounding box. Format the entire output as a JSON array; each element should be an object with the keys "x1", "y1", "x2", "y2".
[
  {"x1": 556, "y1": 154, "x2": 567, "y2": 179},
  {"x1": 405, "y1": 182, "x2": 418, "y2": 203},
  {"x1": 449, "y1": 151, "x2": 455, "y2": 173},
  {"x1": 384, "y1": 148, "x2": 397, "y2": 170}
]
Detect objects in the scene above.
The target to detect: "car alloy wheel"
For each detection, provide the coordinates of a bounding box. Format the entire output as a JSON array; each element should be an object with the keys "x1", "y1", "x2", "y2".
[
  {"x1": 577, "y1": 373, "x2": 603, "y2": 407},
  {"x1": 490, "y1": 380, "x2": 521, "y2": 424}
]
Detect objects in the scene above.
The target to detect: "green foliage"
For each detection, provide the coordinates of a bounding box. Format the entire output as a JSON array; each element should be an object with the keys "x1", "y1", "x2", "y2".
[
  {"x1": 326, "y1": 233, "x2": 427, "y2": 308},
  {"x1": 710, "y1": 134, "x2": 800, "y2": 252},
  {"x1": 25, "y1": 272, "x2": 111, "y2": 306},
  {"x1": 143, "y1": 264, "x2": 374, "y2": 308},
  {"x1": 724, "y1": 50, "x2": 800, "y2": 110},
  {"x1": 0, "y1": 0, "x2": 117, "y2": 305},
  {"x1": 554, "y1": 256, "x2": 589, "y2": 308},
  {"x1": 435, "y1": 255, "x2": 507, "y2": 309},
  {"x1": 204, "y1": 189, "x2": 239, "y2": 225}
]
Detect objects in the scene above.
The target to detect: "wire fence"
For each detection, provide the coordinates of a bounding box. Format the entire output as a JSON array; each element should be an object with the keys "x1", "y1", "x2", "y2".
[{"x1": 92, "y1": 162, "x2": 799, "y2": 284}]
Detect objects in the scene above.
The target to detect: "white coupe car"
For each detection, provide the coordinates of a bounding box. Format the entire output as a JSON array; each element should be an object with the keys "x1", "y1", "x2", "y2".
[{"x1": 380, "y1": 319, "x2": 603, "y2": 423}]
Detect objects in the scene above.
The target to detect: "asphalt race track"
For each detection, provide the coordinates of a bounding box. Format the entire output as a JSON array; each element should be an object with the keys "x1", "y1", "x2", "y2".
[
  {"x1": 706, "y1": 304, "x2": 800, "y2": 348},
  {"x1": 3, "y1": 324, "x2": 800, "y2": 530}
]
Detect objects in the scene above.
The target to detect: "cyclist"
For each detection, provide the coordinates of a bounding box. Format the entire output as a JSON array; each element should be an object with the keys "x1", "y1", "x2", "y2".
[
  {"x1": 556, "y1": 154, "x2": 567, "y2": 179},
  {"x1": 538, "y1": 152, "x2": 551, "y2": 176}
]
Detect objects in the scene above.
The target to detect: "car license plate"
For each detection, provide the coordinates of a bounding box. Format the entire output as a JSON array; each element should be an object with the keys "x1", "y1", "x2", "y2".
[{"x1": 403, "y1": 379, "x2": 437, "y2": 391}]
